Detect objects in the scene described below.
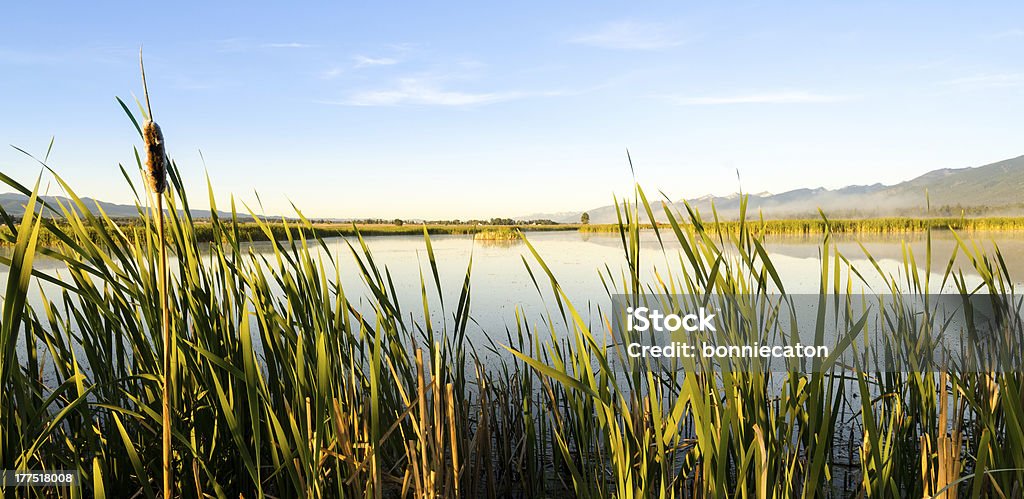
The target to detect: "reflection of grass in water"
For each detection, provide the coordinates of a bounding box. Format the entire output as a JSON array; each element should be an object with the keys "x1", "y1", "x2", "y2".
[
  {"x1": 474, "y1": 237, "x2": 523, "y2": 248},
  {"x1": 2, "y1": 99, "x2": 1024, "y2": 498}
]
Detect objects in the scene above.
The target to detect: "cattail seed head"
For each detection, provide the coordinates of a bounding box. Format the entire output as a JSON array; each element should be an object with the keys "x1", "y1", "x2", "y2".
[{"x1": 143, "y1": 120, "x2": 168, "y2": 195}]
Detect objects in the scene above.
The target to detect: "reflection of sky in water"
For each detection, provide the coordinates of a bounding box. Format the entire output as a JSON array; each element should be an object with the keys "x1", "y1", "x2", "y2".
[{"x1": 2, "y1": 230, "x2": 1023, "y2": 356}]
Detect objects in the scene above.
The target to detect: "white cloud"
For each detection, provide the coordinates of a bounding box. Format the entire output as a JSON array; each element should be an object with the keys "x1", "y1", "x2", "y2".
[
  {"x1": 215, "y1": 39, "x2": 318, "y2": 52},
  {"x1": 339, "y1": 79, "x2": 526, "y2": 106},
  {"x1": 943, "y1": 73, "x2": 1024, "y2": 88},
  {"x1": 570, "y1": 21, "x2": 684, "y2": 50},
  {"x1": 353, "y1": 55, "x2": 399, "y2": 68},
  {"x1": 669, "y1": 91, "x2": 851, "y2": 105},
  {"x1": 262, "y1": 42, "x2": 317, "y2": 49},
  {"x1": 320, "y1": 67, "x2": 344, "y2": 80}
]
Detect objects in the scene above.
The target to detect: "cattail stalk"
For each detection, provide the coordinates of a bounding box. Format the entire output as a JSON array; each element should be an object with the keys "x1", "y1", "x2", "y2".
[{"x1": 141, "y1": 50, "x2": 172, "y2": 498}]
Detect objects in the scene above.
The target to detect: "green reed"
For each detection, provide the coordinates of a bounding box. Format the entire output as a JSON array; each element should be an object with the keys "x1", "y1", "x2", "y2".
[{"x1": 0, "y1": 100, "x2": 1022, "y2": 498}]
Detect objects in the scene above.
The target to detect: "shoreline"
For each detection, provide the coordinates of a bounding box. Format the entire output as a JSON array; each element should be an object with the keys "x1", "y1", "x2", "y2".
[
  {"x1": 6, "y1": 216, "x2": 1024, "y2": 247},
  {"x1": 580, "y1": 216, "x2": 1024, "y2": 235}
]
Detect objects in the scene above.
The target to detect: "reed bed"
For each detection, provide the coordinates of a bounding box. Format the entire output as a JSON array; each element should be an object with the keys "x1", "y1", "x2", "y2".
[
  {"x1": 8, "y1": 216, "x2": 1024, "y2": 250},
  {"x1": 0, "y1": 222, "x2": 576, "y2": 248},
  {"x1": 580, "y1": 217, "x2": 1024, "y2": 235},
  {"x1": 473, "y1": 228, "x2": 521, "y2": 241},
  {"x1": 0, "y1": 103, "x2": 1022, "y2": 498}
]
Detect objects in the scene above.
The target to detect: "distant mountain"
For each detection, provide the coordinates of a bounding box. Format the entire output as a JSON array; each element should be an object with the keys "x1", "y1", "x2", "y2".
[
  {"x1": 534, "y1": 155, "x2": 1024, "y2": 224},
  {"x1": 0, "y1": 193, "x2": 242, "y2": 220},
  {"x1": 5, "y1": 155, "x2": 1023, "y2": 224}
]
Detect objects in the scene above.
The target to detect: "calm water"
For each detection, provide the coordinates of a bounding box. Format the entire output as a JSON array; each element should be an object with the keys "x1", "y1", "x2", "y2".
[{"x1": 3, "y1": 230, "x2": 1024, "y2": 346}]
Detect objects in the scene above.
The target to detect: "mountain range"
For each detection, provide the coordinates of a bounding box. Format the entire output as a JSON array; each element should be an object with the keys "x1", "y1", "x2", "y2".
[
  {"x1": 527, "y1": 155, "x2": 1024, "y2": 224},
  {"x1": 0, "y1": 193, "x2": 240, "y2": 220},
  {"x1": 3, "y1": 155, "x2": 1023, "y2": 223}
]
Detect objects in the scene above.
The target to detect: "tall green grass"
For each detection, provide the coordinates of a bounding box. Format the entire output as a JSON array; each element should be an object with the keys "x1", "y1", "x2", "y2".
[{"x1": 0, "y1": 102, "x2": 1022, "y2": 498}]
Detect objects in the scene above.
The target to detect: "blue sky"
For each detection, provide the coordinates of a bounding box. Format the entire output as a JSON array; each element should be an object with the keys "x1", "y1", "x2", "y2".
[{"x1": 1, "y1": 2, "x2": 1022, "y2": 219}]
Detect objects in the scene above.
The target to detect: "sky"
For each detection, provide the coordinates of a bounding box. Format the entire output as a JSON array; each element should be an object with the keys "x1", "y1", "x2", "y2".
[{"x1": 1, "y1": 1, "x2": 1022, "y2": 219}]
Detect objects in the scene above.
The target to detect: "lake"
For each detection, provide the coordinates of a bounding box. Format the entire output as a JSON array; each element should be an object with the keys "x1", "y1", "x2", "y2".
[{"x1": 5, "y1": 229, "x2": 1023, "y2": 350}]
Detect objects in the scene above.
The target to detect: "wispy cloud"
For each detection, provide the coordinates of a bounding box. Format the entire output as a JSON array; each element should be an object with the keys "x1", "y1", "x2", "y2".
[
  {"x1": 669, "y1": 91, "x2": 851, "y2": 105},
  {"x1": 215, "y1": 39, "x2": 317, "y2": 52},
  {"x1": 353, "y1": 55, "x2": 399, "y2": 68},
  {"x1": 262, "y1": 42, "x2": 318, "y2": 49},
  {"x1": 570, "y1": 21, "x2": 684, "y2": 50},
  {"x1": 326, "y1": 78, "x2": 563, "y2": 107},
  {"x1": 943, "y1": 73, "x2": 1024, "y2": 88},
  {"x1": 320, "y1": 67, "x2": 345, "y2": 79}
]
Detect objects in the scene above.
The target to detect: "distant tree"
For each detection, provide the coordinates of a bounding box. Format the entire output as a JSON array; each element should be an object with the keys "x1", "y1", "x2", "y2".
[
  {"x1": 580, "y1": 212, "x2": 590, "y2": 225},
  {"x1": 393, "y1": 218, "x2": 404, "y2": 226}
]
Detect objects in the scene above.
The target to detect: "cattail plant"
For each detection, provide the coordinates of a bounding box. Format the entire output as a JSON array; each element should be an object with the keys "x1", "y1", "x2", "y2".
[{"x1": 140, "y1": 49, "x2": 172, "y2": 499}]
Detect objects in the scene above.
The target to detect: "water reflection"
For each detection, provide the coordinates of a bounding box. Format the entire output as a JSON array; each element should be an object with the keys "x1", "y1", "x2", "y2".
[{"x1": 2, "y1": 230, "x2": 1022, "y2": 346}]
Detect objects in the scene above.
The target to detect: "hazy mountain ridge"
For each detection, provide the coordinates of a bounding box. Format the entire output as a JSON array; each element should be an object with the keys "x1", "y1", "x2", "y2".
[
  {"x1": 4, "y1": 155, "x2": 1023, "y2": 223},
  {"x1": 540, "y1": 155, "x2": 1024, "y2": 224},
  {"x1": 0, "y1": 193, "x2": 242, "y2": 220}
]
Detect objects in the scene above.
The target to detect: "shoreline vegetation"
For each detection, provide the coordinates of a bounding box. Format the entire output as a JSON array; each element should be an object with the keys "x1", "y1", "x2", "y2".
[
  {"x1": 473, "y1": 227, "x2": 521, "y2": 241},
  {"x1": 2, "y1": 97, "x2": 1023, "y2": 497},
  {"x1": 4, "y1": 215, "x2": 1024, "y2": 247},
  {"x1": 579, "y1": 216, "x2": 1024, "y2": 234},
  {"x1": 0, "y1": 220, "x2": 573, "y2": 247}
]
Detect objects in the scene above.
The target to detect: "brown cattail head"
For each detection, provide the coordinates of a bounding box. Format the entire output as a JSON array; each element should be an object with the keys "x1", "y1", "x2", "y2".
[{"x1": 143, "y1": 120, "x2": 168, "y2": 194}]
